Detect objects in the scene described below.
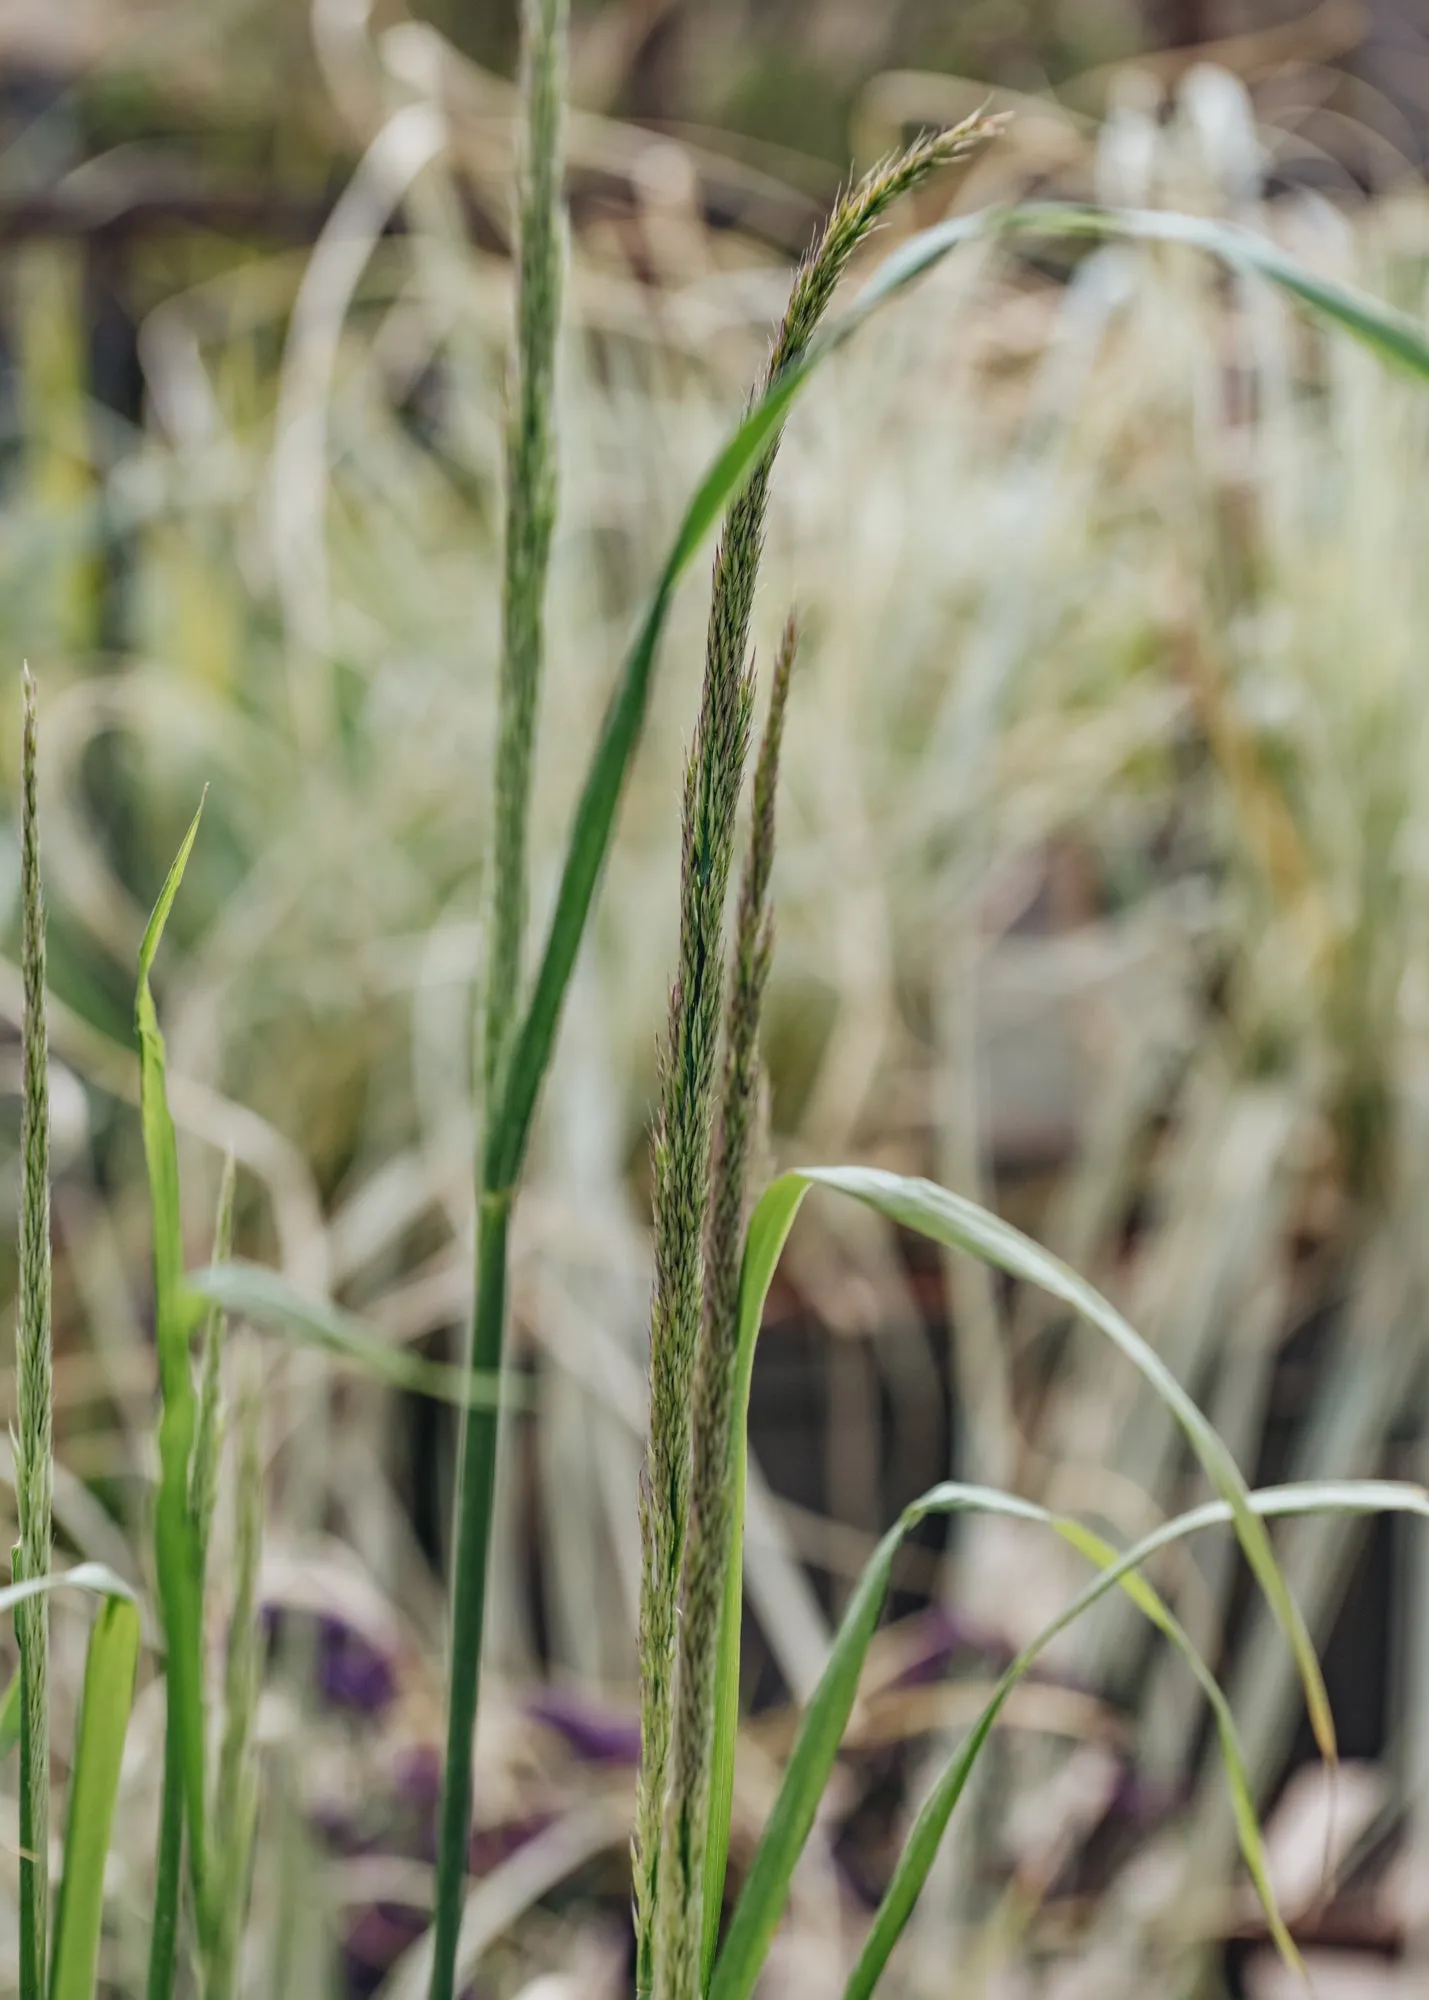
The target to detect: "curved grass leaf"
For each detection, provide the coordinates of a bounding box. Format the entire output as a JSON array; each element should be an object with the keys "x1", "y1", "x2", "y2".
[
  {"x1": 844, "y1": 1479, "x2": 1429, "y2": 1999},
  {"x1": 49, "y1": 1596, "x2": 142, "y2": 2000},
  {"x1": 487, "y1": 201, "x2": 1429, "y2": 1199},
  {"x1": 808, "y1": 1166, "x2": 1331, "y2": 1751},
  {"x1": 707, "y1": 1478, "x2": 1427, "y2": 2000},
  {"x1": 136, "y1": 802, "x2": 211, "y2": 1990},
  {"x1": 2, "y1": 1563, "x2": 135, "y2": 1618},
  {"x1": 701, "y1": 1164, "x2": 1338, "y2": 1968},
  {"x1": 189, "y1": 1262, "x2": 521, "y2": 1409},
  {"x1": 701, "y1": 1163, "x2": 1332, "y2": 1949}
]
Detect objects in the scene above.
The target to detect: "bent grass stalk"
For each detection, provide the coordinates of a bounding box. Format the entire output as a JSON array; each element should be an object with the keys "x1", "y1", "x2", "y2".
[{"x1": 15, "y1": 665, "x2": 52, "y2": 2000}]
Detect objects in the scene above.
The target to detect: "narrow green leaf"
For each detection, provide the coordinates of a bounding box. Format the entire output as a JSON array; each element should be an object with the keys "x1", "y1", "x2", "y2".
[
  {"x1": 801, "y1": 1166, "x2": 1333, "y2": 1755},
  {"x1": 844, "y1": 1480, "x2": 1429, "y2": 1999},
  {"x1": 48, "y1": 1597, "x2": 141, "y2": 2000},
  {"x1": 719, "y1": 1168, "x2": 1330, "y2": 1781},
  {"x1": 3, "y1": 1564, "x2": 135, "y2": 1618},
  {"x1": 188, "y1": 1262, "x2": 520, "y2": 1409},
  {"x1": 702, "y1": 1165, "x2": 1344, "y2": 1980},
  {"x1": 136, "y1": 802, "x2": 211, "y2": 1985},
  {"x1": 0, "y1": 1665, "x2": 22, "y2": 1761},
  {"x1": 708, "y1": 1478, "x2": 1427, "y2": 2000}
]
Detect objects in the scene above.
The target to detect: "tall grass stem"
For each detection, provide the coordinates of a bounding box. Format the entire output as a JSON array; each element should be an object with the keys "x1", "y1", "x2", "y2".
[
  {"x1": 429, "y1": 1, "x2": 567, "y2": 1993},
  {"x1": 15, "y1": 665, "x2": 52, "y2": 2000}
]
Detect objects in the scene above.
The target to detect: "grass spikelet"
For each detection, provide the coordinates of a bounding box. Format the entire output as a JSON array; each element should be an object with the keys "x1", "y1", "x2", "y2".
[
  {"x1": 635, "y1": 132, "x2": 986, "y2": 2000},
  {"x1": 483, "y1": 0, "x2": 568, "y2": 1109},
  {"x1": 662, "y1": 614, "x2": 797, "y2": 1998},
  {"x1": 14, "y1": 664, "x2": 53, "y2": 2000}
]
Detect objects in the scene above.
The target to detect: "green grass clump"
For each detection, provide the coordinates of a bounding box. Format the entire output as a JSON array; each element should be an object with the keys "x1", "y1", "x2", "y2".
[{"x1": 16, "y1": 32, "x2": 1429, "y2": 2000}]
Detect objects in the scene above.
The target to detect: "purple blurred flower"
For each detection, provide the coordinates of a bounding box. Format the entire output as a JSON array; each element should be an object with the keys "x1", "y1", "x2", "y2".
[
  {"x1": 525, "y1": 1687, "x2": 641, "y2": 1766},
  {"x1": 317, "y1": 1615, "x2": 397, "y2": 1714}
]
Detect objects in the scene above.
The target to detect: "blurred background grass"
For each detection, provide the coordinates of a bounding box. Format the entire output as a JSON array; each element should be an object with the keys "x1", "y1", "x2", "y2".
[{"x1": 4, "y1": 1, "x2": 1429, "y2": 1995}]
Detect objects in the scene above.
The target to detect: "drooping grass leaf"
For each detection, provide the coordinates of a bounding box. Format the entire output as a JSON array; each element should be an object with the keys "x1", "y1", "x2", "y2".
[
  {"x1": 702, "y1": 1162, "x2": 1332, "y2": 1947},
  {"x1": 136, "y1": 801, "x2": 211, "y2": 1992},
  {"x1": 843, "y1": 1480, "x2": 1429, "y2": 1999},
  {"x1": 188, "y1": 1262, "x2": 518, "y2": 1409},
  {"x1": 48, "y1": 1596, "x2": 141, "y2": 2000},
  {"x1": 707, "y1": 1478, "x2": 1427, "y2": 2000}
]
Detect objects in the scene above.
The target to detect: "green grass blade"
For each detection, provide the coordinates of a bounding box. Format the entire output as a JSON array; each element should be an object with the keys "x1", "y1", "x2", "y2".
[
  {"x1": 709, "y1": 1478, "x2": 1427, "y2": 2000},
  {"x1": 136, "y1": 802, "x2": 210, "y2": 1988},
  {"x1": 703, "y1": 1165, "x2": 1351, "y2": 1990},
  {"x1": 707, "y1": 1476, "x2": 1290, "y2": 2000},
  {"x1": 188, "y1": 1262, "x2": 518, "y2": 1409},
  {"x1": 3, "y1": 1566, "x2": 135, "y2": 1618},
  {"x1": 844, "y1": 1480, "x2": 1429, "y2": 1998},
  {"x1": 48, "y1": 1597, "x2": 141, "y2": 2000},
  {"x1": 0, "y1": 1664, "x2": 22, "y2": 1761},
  {"x1": 796, "y1": 1166, "x2": 1333, "y2": 1756}
]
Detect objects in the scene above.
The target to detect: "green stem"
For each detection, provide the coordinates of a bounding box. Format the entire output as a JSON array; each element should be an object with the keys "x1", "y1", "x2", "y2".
[
  {"x1": 428, "y1": 1192, "x2": 512, "y2": 2000},
  {"x1": 145, "y1": 1723, "x2": 184, "y2": 2000},
  {"x1": 14, "y1": 1547, "x2": 41, "y2": 2000}
]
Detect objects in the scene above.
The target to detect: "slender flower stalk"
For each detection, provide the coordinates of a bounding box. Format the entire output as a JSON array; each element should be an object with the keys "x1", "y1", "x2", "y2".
[
  {"x1": 14, "y1": 664, "x2": 53, "y2": 2000},
  {"x1": 429, "y1": 2, "x2": 567, "y2": 1996},
  {"x1": 657, "y1": 615, "x2": 797, "y2": 2000},
  {"x1": 635, "y1": 123, "x2": 986, "y2": 2000}
]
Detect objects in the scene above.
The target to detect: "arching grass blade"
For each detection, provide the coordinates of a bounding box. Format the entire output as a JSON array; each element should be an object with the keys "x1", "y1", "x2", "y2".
[
  {"x1": 189, "y1": 1262, "x2": 519, "y2": 1409},
  {"x1": 844, "y1": 1480, "x2": 1429, "y2": 1999}
]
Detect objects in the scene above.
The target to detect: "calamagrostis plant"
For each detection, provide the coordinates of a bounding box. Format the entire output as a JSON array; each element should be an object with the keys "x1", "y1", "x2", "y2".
[
  {"x1": 636, "y1": 124, "x2": 989, "y2": 2000},
  {"x1": 14, "y1": 665, "x2": 53, "y2": 2000},
  {"x1": 431, "y1": 2, "x2": 567, "y2": 1997},
  {"x1": 657, "y1": 615, "x2": 797, "y2": 1999}
]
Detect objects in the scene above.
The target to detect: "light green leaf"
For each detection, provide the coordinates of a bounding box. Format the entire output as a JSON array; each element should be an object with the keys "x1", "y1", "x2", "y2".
[
  {"x1": 136, "y1": 802, "x2": 211, "y2": 1986},
  {"x1": 708, "y1": 1478, "x2": 1428, "y2": 2000},
  {"x1": 703, "y1": 1166, "x2": 1336, "y2": 1986},
  {"x1": 49, "y1": 1597, "x2": 142, "y2": 2000},
  {"x1": 189, "y1": 1262, "x2": 522, "y2": 1409},
  {"x1": 844, "y1": 1479, "x2": 1429, "y2": 1998}
]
